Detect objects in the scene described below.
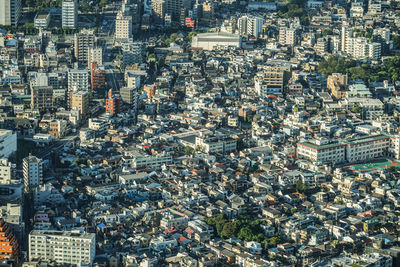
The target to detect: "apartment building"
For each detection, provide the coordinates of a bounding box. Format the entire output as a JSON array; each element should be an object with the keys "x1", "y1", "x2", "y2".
[
  {"x1": 297, "y1": 134, "x2": 397, "y2": 164},
  {"x1": 23, "y1": 155, "x2": 43, "y2": 191},
  {"x1": 0, "y1": 219, "x2": 19, "y2": 264},
  {"x1": 195, "y1": 135, "x2": 237, "y2": 154},
  {"x1": 68, "y1": 69, "x2": 89, "y2": 91},
  {"x1": 70, "y1": 91, "x2": 89, "y2": 116},
  {"x1": 279, "y1": 27, "x2": 298, "y2": 46},
  {"x1": 122, "y1": 42, "x2": 142, "y2": 67},
  {"x1": 254, "y1": 66, "x2": 291, "y2": 96},
  {"x1": 62, "y1": 0, "x2": 77, "y2": 28},
  {"x1": 74, "y1": 30, "x2": 95, "y2": 64},
  {"x1": 129, "y1": 151, "x2": 173, "y2": 170},
  {"x1": 115, "y1": 13, "x2": 133, "y2": 40},
  {"x1": 237, "y1": 15, "x2": 263, "y2": 37},
  {"x1": 0, "y1": 158, "x2": 15, "y2": 185},
  {"x1": 30, "y1": 86, "x2": 53, "y2": 111},
  {"x1": 29, "y1": 230, "x2": 95, "y2": 265},
  {"x1": 90, "y1": 63, "x2": 106, "y2": 92}
]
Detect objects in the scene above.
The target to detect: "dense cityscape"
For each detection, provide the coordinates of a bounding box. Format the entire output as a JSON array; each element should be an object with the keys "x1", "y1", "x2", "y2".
[{"x1": 0, "y1": 0, "x2": 399, "y2": 265}]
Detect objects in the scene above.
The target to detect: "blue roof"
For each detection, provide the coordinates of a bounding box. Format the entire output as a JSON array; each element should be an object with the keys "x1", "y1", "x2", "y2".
[{"x1": 97, "y1": 223, "x2": 105, "y2": 229}]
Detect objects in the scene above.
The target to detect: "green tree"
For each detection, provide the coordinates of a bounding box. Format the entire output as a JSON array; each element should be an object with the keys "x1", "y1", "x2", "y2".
[
  {"x1": 221, "y1": 222, "x2": 237, "y2": 238},
  {"x1": 183, "y1": 146, "x2": 194, "y2": 155},
  {"x1": 296, "y1": 180, "x2": 307, "y2": 193}
]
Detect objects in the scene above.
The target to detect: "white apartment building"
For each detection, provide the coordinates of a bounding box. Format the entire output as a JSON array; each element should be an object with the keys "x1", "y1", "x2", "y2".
[
  {"x1": 23, "y1": 155, "x2": 43, "y2": 191},
  {"x1": 88, "y1": 118, "x2": 110, "y2": 133},
  {"x1": 34, "y1": 12, "x2": 50, "y2": 29},
  {"x1": 297, "y1": 134, "x2": 399, "y2": 164},
  {"x1": 341, "y1": 26, "x2": 382, "y2": 60},
  {"x1": 29, "y1": 230, "x2": 95, "y2": 265},
  {"x1": 0, "y1": 130, "x2": 17, "y2": 158},
  {"x1": 0, "y1": 158, "x2": 14, "y2": 185},
  {"x1": 130, "y1": 151, "x2": 172, "y2": 169},
  {"x1": 67, "y1": 69, "x2": 89, "y2": 92},
  {"x1": 279, "y1": 27, "x2": 298, "y2": 46},
  {"x1": 237, "y1": 15, "x2": 263, "y2": 37},
  {"x1": 115, "y1": 13, "x2": 133, "y2": 40},
  {"x1": 62, "y1": 0, "x2": 77, "y2": 28},
  {"x1": 195, "y1": 136, "x2": 237, "y2": 154}
]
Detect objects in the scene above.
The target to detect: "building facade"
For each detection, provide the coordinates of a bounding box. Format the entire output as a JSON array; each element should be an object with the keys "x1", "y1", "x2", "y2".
[
  {"x1": 0, "y1": 0, "x2": 21, "y2": 26},
  {"x1": 29, "y1": 230, "x2": 95, "y2": 265},
  {"x1": 62, "y1": 0, "x2": 77, "y2": 28},
  {"x1": 23, "y1": 155, "x2": 43, "y2": 191}
]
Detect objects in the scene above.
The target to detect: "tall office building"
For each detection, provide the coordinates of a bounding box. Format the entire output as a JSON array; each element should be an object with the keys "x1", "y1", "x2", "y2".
[
  {"x1": 74, "y1": 30, "x2": 95, "y2": 64},
  {"x1": 62, "y1": 0, "x2": 77, "y2": 28},
  {"x1": 29, "y1": 230, "x2": 96, "y2": 265},
  {"x1": 115, "y1": 13, "x2": 133, "y2": 40},
  {"x1": 23, "y1": 155, "x2": 43, "y2": 191},
  {"x1": 0, "y1": 0, "x2": 21, "y2": 26}
]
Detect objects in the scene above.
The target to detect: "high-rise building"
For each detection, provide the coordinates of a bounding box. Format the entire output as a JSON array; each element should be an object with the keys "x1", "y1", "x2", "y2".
[
  {"x1": 90, "y1": 63, "x2": 106, "y2": 92},
  {"x1": 23, "y1": 155, "x2": 43, "y2": 191},
  {"x1": 0, "y1": 0, "x2": 21, "y2": 26},
  {"x1": 341, "y1": 25, "x2": 353, "y2": 52},
  {"x1": 30, "y1": 86, "x2": 54, "y2": 111},
  {"x1": 0, "y1": 219, "x2": 19, "y2": 264},
  {"x1": 115, "y1": 13, "x2": 133, "y2": 40},
  {"x1": 29, "y1": 230, "x2": 96, "y2": 265},
  {"x1": 105, "y1": 90, "x2": 121, "y2": 115},
  {"x1": 62, "y1": 0, "x2": 77, "y2": 28},
  {"x1": 237, "y1": 15, "x2": 263, "y2": 37},
  {"x1": 74, "y1": 30, "x2": 95, "y2": 64},
  {"x1": 70, "y1": 90, "x2": 89, "y2": 116}
]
